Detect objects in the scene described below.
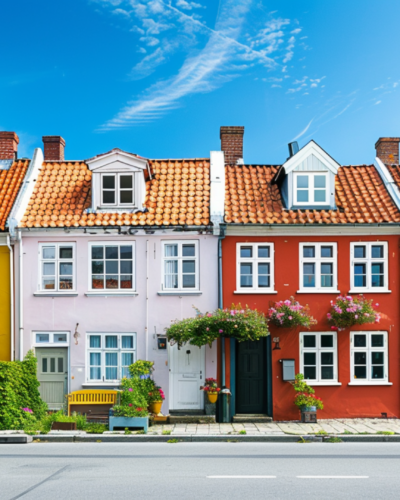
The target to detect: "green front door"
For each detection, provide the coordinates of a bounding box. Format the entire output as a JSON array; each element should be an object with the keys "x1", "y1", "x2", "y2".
[
  {"x1": 36, "y1": 347, "x2": 68, "y2": 410},
  {"x1": 236, "y1": 339, "x2": 266, "y2": 414}
]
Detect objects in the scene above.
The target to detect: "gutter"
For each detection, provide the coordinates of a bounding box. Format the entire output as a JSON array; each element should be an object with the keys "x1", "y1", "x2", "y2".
[
  {"x1": 218, "y1": 225, "x2": 226, "y2": 386},
  {"x1": 18, "y1": 229, "x2": 23, "y2": 360},
  {"x1": 6, "y1": 235, "x2": 14, "y2": 361},
  {"x1": 374, "y1": 157, "x2": 400, "y2": 210}
]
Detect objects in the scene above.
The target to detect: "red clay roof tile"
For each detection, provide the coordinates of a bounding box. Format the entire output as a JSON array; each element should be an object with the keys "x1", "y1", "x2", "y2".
[{"x1": 0, "y1": 160, "x2": 29, "y2": 230}]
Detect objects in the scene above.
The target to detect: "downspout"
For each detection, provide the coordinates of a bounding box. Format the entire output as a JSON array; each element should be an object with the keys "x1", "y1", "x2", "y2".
[
  {"x1": 6, "y1": 235, "x2": 14, "y2": 361},
  {"x1": 145, "y1": 239, "x2": 149, "y2": 361},
  {"x1": 218, "y1": 225, "x2": 226, "y2": 385},
  {"x1": 18, "y1": 229, "x2": 23, "y2": 360}
]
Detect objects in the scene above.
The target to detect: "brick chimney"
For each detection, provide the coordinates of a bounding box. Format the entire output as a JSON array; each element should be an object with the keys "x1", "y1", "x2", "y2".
[
  {"x1": 220, "y1": 126, "x2": 244, "y2": 165},
  {"x1": 0, "y1": 132, "x2": 19, "y2": 160},
  {"x1": 43, "y1": 136, "x2": 65, "y2": 161},
  {"x1": 375, "y1": 137, "x2": 400, "y2": 165}
]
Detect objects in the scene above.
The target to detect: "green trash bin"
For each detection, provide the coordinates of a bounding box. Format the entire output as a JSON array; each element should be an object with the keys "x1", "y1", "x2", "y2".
[{"x1": 219, "y1": 387, "x2": 231, "y2": 423}]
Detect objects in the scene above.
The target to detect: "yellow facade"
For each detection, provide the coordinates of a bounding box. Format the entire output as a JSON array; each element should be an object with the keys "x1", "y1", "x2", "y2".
[{"x1": 0, "y1": 245, "x2": 11, "y2": 361}]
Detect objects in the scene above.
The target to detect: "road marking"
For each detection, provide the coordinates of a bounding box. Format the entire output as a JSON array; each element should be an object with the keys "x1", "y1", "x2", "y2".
[
  {"x1": 207, "y1": 476, "x2": 276, "y2": 479},
  {"x1": 297, "y1": 476, "x2": 369, "y2": 479}
]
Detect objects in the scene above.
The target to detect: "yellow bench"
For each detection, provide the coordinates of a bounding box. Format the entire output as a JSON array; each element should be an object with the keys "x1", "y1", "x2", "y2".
[{"x1": 67, "y1": 389, "x2": 118, "y2": 416}]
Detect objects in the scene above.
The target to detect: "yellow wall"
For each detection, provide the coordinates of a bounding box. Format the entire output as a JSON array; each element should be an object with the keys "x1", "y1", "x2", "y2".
[{"x1": 0, "y1": 246, "x2": 11, "y2": 361}]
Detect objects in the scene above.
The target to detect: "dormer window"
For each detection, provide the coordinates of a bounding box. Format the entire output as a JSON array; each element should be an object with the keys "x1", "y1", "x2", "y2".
[
  {"x1": 294, "y1": 172, "x2": 328, "y2": 205},
  {"x1": 102, "y1": 174, "x2": 134, "y2": 207}
]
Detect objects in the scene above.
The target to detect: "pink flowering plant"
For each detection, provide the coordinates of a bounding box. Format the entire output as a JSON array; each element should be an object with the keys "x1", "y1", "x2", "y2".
[
  {"x1": 166, "y1": 305, "x2": 269, "y2": 347},
  {"x1": 327, "y1": 295, "x2": 381, "y2": 331},
  {"x1": 293, "y1": 374, "x2": 324, "y2": 411},
  {"x1": 268, "y1": 297, "x2": 317, "y2": 329},
  {"x1": 200, "y1": 378, "x2": 221, "y2": 394}
]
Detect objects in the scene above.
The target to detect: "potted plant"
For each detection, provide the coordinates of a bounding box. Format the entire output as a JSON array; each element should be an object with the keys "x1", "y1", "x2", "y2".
[
  {"x1": 148, "y1": 386, "x2": 165, "y2": 415},
  {"x1": 201, "y1": 378, "x2": 221, "y2": 403},
  {"x1": 109, "y1": 377, "x2": 149, "y2": 432},
  {"x1": 268, "y1": 297, "x2": 317, "y2": 329},
  {"x1": 327, "y1": 295, "x2": 381, "y2": 331},
  {"x1": 293, "y1": 373, "x2": 323, "y2": 415}
]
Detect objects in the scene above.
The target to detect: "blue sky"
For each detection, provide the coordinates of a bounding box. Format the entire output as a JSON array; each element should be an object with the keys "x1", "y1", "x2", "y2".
[{"x1": 2, "y1": 0, "x2": 400, "y2": 165}]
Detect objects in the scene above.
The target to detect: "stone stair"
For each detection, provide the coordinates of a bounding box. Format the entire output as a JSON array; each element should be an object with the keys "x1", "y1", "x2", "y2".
[
  {"x1": 233, "y1": 414, "x2": 272, "y2": 423},
  {"x1": 169, "y1": 411, "x2": 216, "y2": 424}
]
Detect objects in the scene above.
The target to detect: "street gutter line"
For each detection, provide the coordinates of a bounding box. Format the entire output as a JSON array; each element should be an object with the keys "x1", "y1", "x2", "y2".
[{"x1": 9, "y1": 465, "x2": 69, "y2": 500}]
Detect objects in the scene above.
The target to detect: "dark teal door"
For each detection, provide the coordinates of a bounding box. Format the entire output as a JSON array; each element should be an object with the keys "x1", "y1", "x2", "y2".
[{"x1": 236, "y1": 339, "x2": 266, "y2": 414}]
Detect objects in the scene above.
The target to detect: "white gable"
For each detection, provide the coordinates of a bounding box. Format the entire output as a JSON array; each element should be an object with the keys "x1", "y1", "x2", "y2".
[
  {"x1": 87, "y1": 149, "x2": 148, "y2": 173},
  {"x1": 282, "y1": 140, "x2": 340, "y2": 175}
]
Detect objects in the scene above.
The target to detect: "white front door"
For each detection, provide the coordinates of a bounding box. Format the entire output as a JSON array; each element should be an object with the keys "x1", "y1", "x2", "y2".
[
  {"x1": 36, "y1": 347, "x2": 68, "y2": 410},
  {"x1": 169, "y1": 344, "x2": 205, "y2": 410}
]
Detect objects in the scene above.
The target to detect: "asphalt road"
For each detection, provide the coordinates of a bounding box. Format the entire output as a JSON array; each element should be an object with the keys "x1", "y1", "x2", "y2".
[{"x1": 1, "y1": 442, "x2": 400, "y2": 500}]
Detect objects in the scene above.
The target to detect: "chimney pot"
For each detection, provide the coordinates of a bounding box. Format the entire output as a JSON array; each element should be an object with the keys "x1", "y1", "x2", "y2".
[
  {"x1": 0, "y1": 132, "x2": 19, "y2": 160},
  {"x1": 375, "y1": 137, "x2": 400, "y2": 165},
  {"x1": 220, "y1": 126, "x2": 244, "y2": 165},
  {"x1": 43, "y1": 136, "x2": 66, "y2": 162}
]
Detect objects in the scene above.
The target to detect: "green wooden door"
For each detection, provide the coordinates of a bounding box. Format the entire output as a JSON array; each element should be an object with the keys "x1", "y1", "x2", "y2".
[
  {"x1": 236, "y1": 339, "x2": 266, "y2": 414},
  {"x1": 36, "y1": 347, "x2": 68, "y2": 410}
]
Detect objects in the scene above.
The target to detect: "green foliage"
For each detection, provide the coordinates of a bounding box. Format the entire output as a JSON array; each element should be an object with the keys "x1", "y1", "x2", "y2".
[
  {"x1": 136, "y1": 430, "x2": 145, "y2": 434},
  {"x1": 162, "y1": 430, "x2": 171, "y2": 435},
  {"x1": 167, "y1": 439, "x2": 179, "y2": 443},
  {"x1": 377, "y1": 431, "x2": 395, "y2": 435},
  {"x1": 327, "y1": 295, "x2": 380, "y2": 331},
  {"x1": 124, "y1": 428, "x2": 132, "y2": 435},
  {"x1": 268, "y1": 297, "x2": 317, "y2": 329},
  {"x1": 327, "y1": 437, "x2": 343, "y2": 443},
  {"x1": 166, "y1": 305, "x2": 269, "y2": 347},
  {"x1": 128, "y1": 360, "x2": 154, "y2": 377},
  {"x1": 315, "y1": 430, "x2": 328, "y2": 435},
  {"x1": 85, "y1": 423, "x2": 107, "y2": 434},
  {"x1": 23, "y1": 410, "x2": 88, "y2": 434},
  {"x1": 293, "y1": 373, "x2": 324, "y2": 410},
  {"x1": 343, "y1": 430, "x2": 353, "y2": 435},
  {"x1": 0, "y1": 350, "x2": 47, "y2": 430},
  {"x1": 112, "y1": 374, "x2": 149, "y2": 418},
  {"x1": 239, "y1": 430, "x2": 247, "y2": 435}
]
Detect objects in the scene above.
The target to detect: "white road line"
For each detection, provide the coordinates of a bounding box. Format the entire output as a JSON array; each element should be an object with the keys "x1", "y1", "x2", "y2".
[
  {"x1": 297, "y1": 476, "x2": 369, "y2": 479},
  {"x1": 207, "y1": 476, "x2": 276, "y2": 479}
]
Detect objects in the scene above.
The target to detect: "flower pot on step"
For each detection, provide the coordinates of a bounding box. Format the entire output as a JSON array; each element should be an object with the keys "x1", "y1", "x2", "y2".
[
  {"x1": 149, "y1": 401, "x2": 163, "y2": 414},
  {"x1": 207, "y1": 393, "x2": 218, "y2": 404}
]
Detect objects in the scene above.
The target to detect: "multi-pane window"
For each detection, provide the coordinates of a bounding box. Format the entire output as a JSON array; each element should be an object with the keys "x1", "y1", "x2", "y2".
[
  {"x1": 87, "y1": 333, "x2": 136, "y2": 381},
  {"x1": 162, "y1": 241, "x2": 199, "y2": 290},
  {"x1": 236, "y1": 243, "x2": 274, "y2": 292},
  {"x1": 299, "y1": 243, "x2": 337, "y2": 291},
  {"x1": 39, "y1": 243, "x2": 75, "y2": 291},
  {"x1": 350, "y1": 242, "x2": 388, "y2": 291},
  {"x1": 41, "y1": 356, "x2": 65, "y2": 374},
  {"x1": 300, "y1": 332, "x2": 337, "y2": 383},
  {"x1": 294, "y1": 172, "x2": 329, "y2": 205},
  {"x1": 350, "y1": 332, "x2": 388, "y2": 383},
  {"x1": 101, "y1": 173, "x2": 134, "y2": 206},
  {"x1": 90, "y1": 243, "x2": 134, "y2": 290}
]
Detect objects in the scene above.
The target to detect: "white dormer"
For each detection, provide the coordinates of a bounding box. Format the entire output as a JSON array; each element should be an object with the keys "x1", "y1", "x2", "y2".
[
  {"x1": 278, "y1": 140, "x2": 341, "y2": 210},
  {"x1": 86, "y1": 149, "x2": 149, "y2": 212}
]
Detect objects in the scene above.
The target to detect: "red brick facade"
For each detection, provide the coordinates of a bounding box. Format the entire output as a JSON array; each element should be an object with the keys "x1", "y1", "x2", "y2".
[{"x1": 43, "y1": 136, "x2": 66, "y2": 162}]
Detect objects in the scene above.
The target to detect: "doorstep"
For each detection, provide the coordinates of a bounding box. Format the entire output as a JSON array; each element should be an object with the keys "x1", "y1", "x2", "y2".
[
  {"x1": 233, "y1": 414, "x2": 273, "y2": 423},
  {"x1": 169, "y1": 411, "x2": 216, "y2": 424}
]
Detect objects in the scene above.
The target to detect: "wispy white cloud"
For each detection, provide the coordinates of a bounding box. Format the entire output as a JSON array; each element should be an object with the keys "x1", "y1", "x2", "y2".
[
  {"x1": 176, "y1": 0, "x2": 204, "y2": 10},
  {"x1": 375, "y1": 100, "x2": 381, "y2": 105},
  {"x1": 291, "y1": 118, "x2": 313, "y2": 141}
]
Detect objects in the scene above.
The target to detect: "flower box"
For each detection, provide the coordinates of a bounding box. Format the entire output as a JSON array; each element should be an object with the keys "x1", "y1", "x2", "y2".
[
  {"x1": 109, "y1": 410, "x2": 148, "y2": 433},
  {"x1": 51, "y1": 421, "x2": 77, "y2": 431}
]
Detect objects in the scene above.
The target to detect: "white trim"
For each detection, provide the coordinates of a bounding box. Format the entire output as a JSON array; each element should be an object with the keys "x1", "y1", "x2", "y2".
[
  {"x1": 32, "y1": 331, "x2": 70, "y2": 347},
  {"x1": 348, "y1": 382, "x2": 393, "y2": 386},
  {"x1": 299, "y1": 242, "x2": 337, "y2": 292},
  {"x1": 38, "y1": 242, "x2": 76, "y2": 293},
  {"x1": 307, "y1": 382, "x2": 342, "y2": 386},
  {"x1": 85, "y1": 292, "x2": 138, "y2": 297},
  {"x1": 293, "y1": 172, "x2": 330, "y2": 206},
  {"x1": 374, "y1": 157, "x2": 400, "y2": 209},
  {"x1": 300, "y1": 331, "x2": 338, "y2": 383},
  {"x1": 282, "y1": 140, "x2": 340, "y2": 175},
  {"x1": 210, "y1": 151, "x2": 225, "y2": 236},
  {"x1": 86, "y1": 333, "x2": 137, "y2": 383},
  {"x1": 88, "y1": 241, "x2": 136, "y2": 292},
  {"x1": 225, "y1": 225, "x2": 400, "y2": 237},
  {"x1": 297, "y1": 290, "x2": 340, "y2": 294},
  {"x1": 236, "y1": 242, "x2": 275, "y2": 293},
  {"x1": 348, "y1": 290, "x2": 391, "y2": 294},
  {"x1": 161, "y1": 240, "x2": 200, "y2": 292},
  {"x1": 100, "y1": 172, "x2": 135, "y2": 208},
  {"x1": 234, "y1": 290, "x2": 278, "y2": 294},
  {"x1": 350, "y1": 242, "x2": 388, "y2": 292},
  {"x1": 350, "y1": 331, "x2": 389, "y2": 384}
]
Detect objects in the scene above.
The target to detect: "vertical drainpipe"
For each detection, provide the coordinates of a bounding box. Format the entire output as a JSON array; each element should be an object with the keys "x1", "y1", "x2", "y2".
[
  {"x1": 145, "y1": 239, "x2": 149, "y2": 361},
  {"x1": 18, "y1": 229, "x2": 23, "y2": 360},
  {"x1": 6, "y1": 235, "x2": 14, "y2": 361},
  {"x1": 218, "y1": 225, "x2": 226, "y2": 385}
]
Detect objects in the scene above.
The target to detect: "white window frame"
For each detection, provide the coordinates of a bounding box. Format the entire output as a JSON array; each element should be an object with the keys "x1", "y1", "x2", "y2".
[
  {"x1": 294, "y1": 172, "x2": 329, "y2": 206},
  {"x1": 161, "y1": 240, "x2": 199, "y2": 291},
  {"x1": 33, "y1": 331, "x2": 70, "y2": 347},
  {"x1": 235, "y1": 242, "x2": 276, "y2": 294},
  {"x1": 349, "y1": 331, "x2": 391, "y2": 385},
  {"x1": 298, "y1": 242, "x2": 338, "y2": 293},
  {"x1": 38, "y1": 243, "x2": 76, "y2": 293},
  {"x1": 300, "y1": 331, "x2": 340, "y2": 385},
  {"x1": 88, "y1": 241, "x2": 135, "y2": 292},
  {"x1": 86, "y1": 333, "x2": 137, "y2": 383},
  {"x1": 350, "y1": 242, "x2": 389, "y2": 293},
  {"x1": 101, "y1": 172, "x2": 135, "y2": 208}
]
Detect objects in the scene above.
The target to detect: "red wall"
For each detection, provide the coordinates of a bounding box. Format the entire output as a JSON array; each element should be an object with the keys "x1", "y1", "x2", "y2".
[{"x1": 222, "y1": 234, "x2": 400, "y2": 420}]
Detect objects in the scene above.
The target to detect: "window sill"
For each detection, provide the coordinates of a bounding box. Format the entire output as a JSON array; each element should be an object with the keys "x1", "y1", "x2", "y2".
[
  {"x1": 234, "y1": 290, "x2": 278, "y2": 294},
  {"x1": 348, "y1": 289, "x2": 391, "y2": 294},
  {"x1": 307, "y1": 382, "x2": 342, "y2": 386},
  {"x1": 348, "y1": 382, "x2": 392, "y2": 386},
  {"x1": 34, "y1": 292, "x2": 78, "y2": 297},
  {"x1": 85, "y1": 292, "x2": 138, "y2": 297},
  {"x1": 157, "y1": 291, "x2": 202, "y2": 296},
  {"x1": 82, "y1": 382, "x2": 121, "y2": 387},
  {"x1": 297, "y1": 290, "x2": 340, "y2": 294}
]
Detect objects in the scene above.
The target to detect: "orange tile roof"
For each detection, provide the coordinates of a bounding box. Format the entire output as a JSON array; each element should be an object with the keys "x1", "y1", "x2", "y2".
[
  {"x1": 225, "y1": 164, "x2": 400, "y2": 224},
  {"x1": 0, "y1": 160, "x2": 29, "y2": 231},
  {"x1": 20, "y1": 158, "x2": 210, "y2": 228},
  {"x1": 387, "y1": 165, "x2": 400, "y2": 188}
]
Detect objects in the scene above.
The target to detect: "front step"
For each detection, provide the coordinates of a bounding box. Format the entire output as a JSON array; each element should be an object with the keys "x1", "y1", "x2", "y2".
[
  {"x1": 169, "y1": 413, "x2": 216, "y2": 424},
  {"x1": 233, "y1": 414, "x2": 272, "y2": 423}
]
